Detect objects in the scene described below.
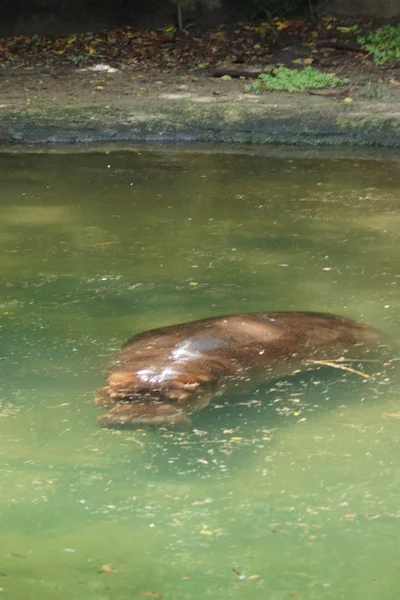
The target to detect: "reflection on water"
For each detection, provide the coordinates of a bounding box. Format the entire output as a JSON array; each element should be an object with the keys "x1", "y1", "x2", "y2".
[{"x1": 0, "y1": 147, "x2": 399, "y2": 600}]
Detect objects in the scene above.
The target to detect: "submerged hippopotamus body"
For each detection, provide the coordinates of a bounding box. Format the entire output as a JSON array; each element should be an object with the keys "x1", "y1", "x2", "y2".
[{"x1": 95, "y1": 311, "x2": 388, "y2": 428}]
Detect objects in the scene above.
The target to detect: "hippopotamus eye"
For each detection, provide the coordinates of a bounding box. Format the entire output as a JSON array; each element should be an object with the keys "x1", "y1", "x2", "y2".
[
  {"x1": 175, "y1": 380, "x2": 200, "y2": 391},
  {"x1": 195, "y1": 373, "x2": 215, "y2": 383},
  {"x1": 168, "y1": 390, "x2": 191, "y2": 401},
  {"x1": 108, "y1": 371, "x2": 139, "y2": 388}
]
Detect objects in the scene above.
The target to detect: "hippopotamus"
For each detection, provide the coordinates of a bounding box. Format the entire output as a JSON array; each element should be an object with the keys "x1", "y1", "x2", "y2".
[{"x1": 95, "y1": 311, "x2": 389, "y2": 428}]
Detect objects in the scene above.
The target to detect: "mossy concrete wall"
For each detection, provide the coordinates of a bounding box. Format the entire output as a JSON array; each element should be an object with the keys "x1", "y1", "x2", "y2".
[{"x1": 1, "y1": 103, "x2": 400, "y2": 147}]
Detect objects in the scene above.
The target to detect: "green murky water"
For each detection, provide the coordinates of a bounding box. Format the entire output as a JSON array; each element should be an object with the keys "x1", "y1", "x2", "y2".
[{"x1": 0, "y1": 147, "x2": 399, "y2": 600}]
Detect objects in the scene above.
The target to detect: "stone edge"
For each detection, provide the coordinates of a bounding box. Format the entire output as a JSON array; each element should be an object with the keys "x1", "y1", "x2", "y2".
[{"x1": 1, "y1": 102, "x2": 400, "y2": 147}]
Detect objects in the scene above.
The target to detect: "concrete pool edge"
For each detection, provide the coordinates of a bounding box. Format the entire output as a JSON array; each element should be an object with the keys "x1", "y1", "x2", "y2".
[{"x1": 1, "y1": 101, "x2": 400, "y2": 146}]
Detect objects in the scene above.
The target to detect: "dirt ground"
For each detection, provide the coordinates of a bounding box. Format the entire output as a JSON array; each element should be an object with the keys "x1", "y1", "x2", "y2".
[{"x1": 1, "y1": 18, "x2": 400, "y2": 133}]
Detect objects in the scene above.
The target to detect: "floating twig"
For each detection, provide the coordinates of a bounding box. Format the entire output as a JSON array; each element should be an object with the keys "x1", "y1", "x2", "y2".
[
  {"x1": 305, "y1": 359, "x2": 373, "y2": 379},
  {"x1": 334, "y1": 358, "x2": 382, "y2": 364}
]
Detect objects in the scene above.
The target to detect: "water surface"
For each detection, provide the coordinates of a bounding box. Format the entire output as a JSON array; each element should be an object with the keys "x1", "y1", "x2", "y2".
[{"x1": 0, "y1": 147, "x2": 399, "y2": 600}]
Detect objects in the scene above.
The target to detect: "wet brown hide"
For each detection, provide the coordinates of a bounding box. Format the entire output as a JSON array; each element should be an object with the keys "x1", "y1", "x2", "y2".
[{"x1": 95, "y1": 311, "x2": 389, "y2": 428}]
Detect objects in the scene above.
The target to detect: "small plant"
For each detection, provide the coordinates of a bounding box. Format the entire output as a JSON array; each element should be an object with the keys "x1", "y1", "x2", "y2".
[
  {"x1": 348, "y1": 24, "x2": 360, "y2": 34},
  {"x1": 358, "y1": 83, "x2": 382, "y2": 99},
  {"x1": 70, "y1": 54, "x2": 87, "y2": 65},
  {"x1": 244, "y1": 66, "x2": 347, "y2": 93},
  {"x1": 358, "y1": 25, "x2": 400, "y2": 65}
]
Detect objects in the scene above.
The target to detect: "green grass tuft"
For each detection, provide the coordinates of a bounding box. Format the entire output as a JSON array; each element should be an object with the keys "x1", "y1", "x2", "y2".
[
  {"x1": 244, "y1": 66, "x2": 347, "y2": 93},
  {"x1": 358, "y1": 25, "x2": 400, "y2": 65}
]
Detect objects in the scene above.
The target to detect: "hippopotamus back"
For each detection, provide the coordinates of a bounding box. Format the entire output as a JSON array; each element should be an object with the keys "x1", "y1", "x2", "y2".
[{"x1": 95, "y1": 311, "x2": 390, "y2": 427}]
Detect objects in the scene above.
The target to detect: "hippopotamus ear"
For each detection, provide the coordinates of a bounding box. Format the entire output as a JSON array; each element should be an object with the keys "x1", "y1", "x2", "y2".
[
  {"x1": 168, "y1": 373, "x2": 214, "y2": 402},
  {"x1": 108, "y1": 371, "x2": 140, "y2": 390},
  {"x1": 174, "y1": 373, "x2": 214, "y2": 390}
]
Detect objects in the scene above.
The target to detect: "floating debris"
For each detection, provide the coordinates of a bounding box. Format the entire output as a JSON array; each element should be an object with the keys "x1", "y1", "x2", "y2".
[
  {"x1": 232, "y1": 568, "x2": 246, "y2": 580},
  {"x1": 99, "y1": 564, "x2": 115, "y2": 573}
]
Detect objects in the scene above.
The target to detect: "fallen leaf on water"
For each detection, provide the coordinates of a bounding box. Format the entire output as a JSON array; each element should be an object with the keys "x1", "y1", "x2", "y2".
[
  {"x1": 192, "y1": 497, "x2": 213, "y2": 506},
  {"x1": 100, "y1": 564, "x2": 114, "y2": 573},
  {"x1": 140, "y1": 593, "x2": 161, "y2": 598},
  {"x1": 247, "y1": 573, "x2": 261, "y2": 580},
  {"x1": 200, "y1": 529, "x2": 213, "y2": 536},
  {"x1": 386, "y1": 412, "x2": 400, "y2": 418},
  {"x1": 344, "y1": 514, "x2": 357, "y2": 519},
  {"x1": 197, "y1": 458, "x2": 209, "y2": 464},
  {"x1": 182, "y1": 575, "x2": 191, "y2": 580}
]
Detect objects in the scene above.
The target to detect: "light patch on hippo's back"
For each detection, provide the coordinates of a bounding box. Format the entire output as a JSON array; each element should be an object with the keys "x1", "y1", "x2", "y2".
[
  {"x1": 170, "y1": 341, "x2": 201, "y2": 361},
  {"x1": 170, "y1": 335, "x2": 229, "y2": 359},
  {"x1": 217, "y1": 316, "x2": 282, "y2": 344}
]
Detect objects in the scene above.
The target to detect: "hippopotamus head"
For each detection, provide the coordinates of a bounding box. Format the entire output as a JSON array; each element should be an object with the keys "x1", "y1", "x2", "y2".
[
  {"x1": 94, "y1": 365, "x2": 216, "y2": 427},
  {"x1": 107, "y1": 367, "x2": 216, "y2": 404}
]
